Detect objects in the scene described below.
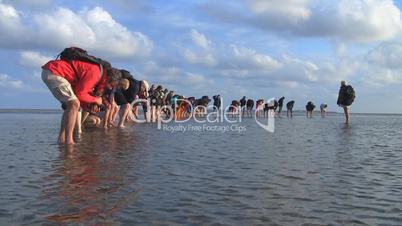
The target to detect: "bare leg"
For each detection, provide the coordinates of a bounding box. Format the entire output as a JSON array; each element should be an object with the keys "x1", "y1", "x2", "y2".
[
  {"x1": 63, "y1": 99, "x2": 80, "y2": 145},
  {"x1": 118, "y1": 104, "x2": 130, "y2": 128},
  {"x1": 58, "y1": 111, "x2": 67, "y2": 144},
  {"x1": 133, "y1": 106, "x2": 139, "y2": 119},
  {"x1": 156, "y1": 106, "x2": 161, "y2": 122},
  {"x1": 151, "y1": 106, "x2": 156, "y2": 122},
  {"x1": 343, "y1": 107, "x2": 349, "y2": 124},
  {"x1": 111, "y1": 104, "x2": 118, "y2": 124},
  {"x1": 76, "y1": 110, "x2": 82, "y2": 134},
  {"x1": 103, "y1": 105, "x2": 111, "y2": 128},
  {"x1": 125, "y1": 104, "x2": 132, "y2": 122},
  {"x1": 145, "y1": 109, "x2": 150, "y2": 123}
]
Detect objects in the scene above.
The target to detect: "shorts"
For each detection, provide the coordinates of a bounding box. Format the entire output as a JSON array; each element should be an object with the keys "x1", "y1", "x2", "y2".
[{"x1": 42, "y1": 69, "x2": 77, "y2": 103}]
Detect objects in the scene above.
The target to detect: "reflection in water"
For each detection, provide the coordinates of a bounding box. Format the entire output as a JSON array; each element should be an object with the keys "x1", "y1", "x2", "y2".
[{"x1": 43, "y1": 129, "x2": 142, "y2": 225}]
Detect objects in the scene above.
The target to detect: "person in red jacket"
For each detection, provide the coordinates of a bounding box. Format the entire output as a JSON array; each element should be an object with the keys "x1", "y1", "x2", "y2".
[{"x1": 41, "y1": 59, "x2": 119, "y2": 145}]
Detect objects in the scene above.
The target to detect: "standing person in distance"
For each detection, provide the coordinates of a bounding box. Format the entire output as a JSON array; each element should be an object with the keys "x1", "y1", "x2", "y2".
[{"x1": 337, "y1": 80, "x2": 355, "y2": 124}]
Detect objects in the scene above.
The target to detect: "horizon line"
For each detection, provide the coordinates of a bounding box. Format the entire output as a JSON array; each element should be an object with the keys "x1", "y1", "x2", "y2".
[{"x1": 0, "y1": 108, "x2": 401, "y2": 115}]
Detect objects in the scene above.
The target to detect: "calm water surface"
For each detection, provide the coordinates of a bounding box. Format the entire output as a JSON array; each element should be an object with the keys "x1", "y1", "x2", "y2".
[{"x1": 0, "y1": 113, "x2": 402, "y2": 225}]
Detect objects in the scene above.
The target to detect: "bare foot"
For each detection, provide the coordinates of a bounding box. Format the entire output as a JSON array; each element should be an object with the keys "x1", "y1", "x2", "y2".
[
  {"x1": 119, "y1": 124, "x2": 126, "y2": 128},
  {"x1": 65, "y1": 140, "x2": 75, "y2": 145},
  {"x1": 58, "y1": 137, "x2": 65, "y2": 144}
]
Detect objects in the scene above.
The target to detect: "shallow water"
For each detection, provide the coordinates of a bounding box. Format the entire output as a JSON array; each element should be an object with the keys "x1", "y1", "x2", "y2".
[{"x1": 1, "y1": 113, "x2": 402, "y2": 226}]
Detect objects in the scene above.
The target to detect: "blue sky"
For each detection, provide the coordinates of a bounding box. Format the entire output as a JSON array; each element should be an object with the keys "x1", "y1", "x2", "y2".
[{"x1": 1, "y1": 0, "x2": 402, "y2": 113}]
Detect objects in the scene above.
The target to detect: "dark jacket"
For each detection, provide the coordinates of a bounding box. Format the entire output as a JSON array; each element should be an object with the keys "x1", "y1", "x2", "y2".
[
  {"x1": 337, "y1": 85, "x2": 347, "y2": 106},
  {"x1": 246, "y1": 99, "x2": 254, "y2": 108},
  {"x1": 278, "y1": 97, "x2": 285, "y2": 107},
  {"x1": 213, "y1": 95, "x2": 221, "y2": 109},
  {"x1": 306, "y1": 102, "x2": 315, "y2": 111},
  {"x1": 286, "y1": 101, "x2": 295, "y2": 109}
]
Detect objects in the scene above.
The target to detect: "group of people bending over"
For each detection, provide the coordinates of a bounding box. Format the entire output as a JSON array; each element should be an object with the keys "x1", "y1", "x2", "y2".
[
  {"x1": 223, "y1": 97, "x2": 328, "y2": 118},
  {"x1": 41, "y1": 47, "x2": 150, "y2": 145},
  {"x1": 41, "y1": 47, "x2": 355, "y2": 145},
  {"x1": 225, "y1": 96, "x2": 292, "y2": 118}
]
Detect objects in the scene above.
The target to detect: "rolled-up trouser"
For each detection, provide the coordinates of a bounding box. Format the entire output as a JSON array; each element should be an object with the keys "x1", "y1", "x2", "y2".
[{"x1": 42, "y1": 69, "x2": 77, "y2": 103}]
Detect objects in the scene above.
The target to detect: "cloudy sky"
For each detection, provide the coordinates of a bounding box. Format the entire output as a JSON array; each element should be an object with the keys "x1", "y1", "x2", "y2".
[{"x1": 1, "y1": 0, "x2": 402, "y2": 113}]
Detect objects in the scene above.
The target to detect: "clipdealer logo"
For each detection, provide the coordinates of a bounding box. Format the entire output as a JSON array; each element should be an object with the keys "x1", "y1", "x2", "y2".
[{"x1": 131, "y1": 98, "x2": 275, "y2": 133}]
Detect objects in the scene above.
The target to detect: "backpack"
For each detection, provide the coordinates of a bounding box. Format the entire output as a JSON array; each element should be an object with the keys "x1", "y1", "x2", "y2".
[
  {"x1": 345, "y1": 85, "x2": 355, "y2": 106},
  {"x1": 58, "y1": 47, "x2": 112, "y2": 95},
  {"x1": 58, "y1": 47, "x2": 111, "y2": 68}
]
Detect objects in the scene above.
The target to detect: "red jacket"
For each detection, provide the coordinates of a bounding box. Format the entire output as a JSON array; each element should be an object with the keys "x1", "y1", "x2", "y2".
[{"x1": 42, "y1": 60, "x2": 106, "y2": 104}]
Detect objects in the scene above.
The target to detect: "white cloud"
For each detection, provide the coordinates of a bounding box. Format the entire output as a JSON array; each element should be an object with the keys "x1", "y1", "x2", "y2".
[
  {"x1": 362, "y1": 67, "x2": 402, "y2": 86},
  {"x1": 19, "y1": 51, "x2": 52, "y2": 68},
  {"x1": 182, "y1": 29, "x2": 217, "y2": 66},
  {"x1": 332, "y1": 0, "x2": 402, "y2": 42},
  {"x1": 183, "y1": 49, "x2": 218, "y2": 66},
  {"x1": 0, "y1": 3, "x2": 153, "y2": 59},
  {"x1": 190, "y1": 29, "x2": 211, "y2": 49},
  {"x1": 80, "y1": 7, "x2": 153, "y2": 58},
  {"x1": 246, "y1": 0, "x2": 311, "y2": 23},
  {"x1": 366, "y1": 42, "x2": 402, "y2": 69},
  {"x1": 230, "y1": 45, "x2": 282, "y2": 71},
  {"x1": 204, "y1": 0, "x2": 402, "y2": 43},
  {"x1": 0, "y1": 73, "x2": 24, "y2": 89},
  {"x1": 280, "y1": 55, "x2": 319, "y2": 82},
  {"x1": 0, "y1": 3, "x2": 25, "y2": 43},
  {"x1": 185, "y1": 73, "x2": 208, "y2": 86}
]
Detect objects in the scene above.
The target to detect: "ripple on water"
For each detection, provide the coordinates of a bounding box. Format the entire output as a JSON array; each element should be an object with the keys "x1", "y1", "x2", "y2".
[{"x1": 0, "y1": 114, "x2": 402, "y2": 225}]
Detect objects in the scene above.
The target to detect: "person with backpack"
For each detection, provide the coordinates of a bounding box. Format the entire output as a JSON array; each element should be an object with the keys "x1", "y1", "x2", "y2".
[
  {"x1": 337, "y1": 80, "x2": 355, "y2": 124},
  {"x1": 306, "y1": 101, "x2": 315, "y2": 118},
  {"x1": 41, "y1": 47, "x2": 120, "y2": 145}
]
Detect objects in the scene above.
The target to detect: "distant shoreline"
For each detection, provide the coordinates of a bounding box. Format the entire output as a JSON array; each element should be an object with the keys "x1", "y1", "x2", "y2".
[{"x1": 0, "y1": 109, "x2": 401, "y2": 116}]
